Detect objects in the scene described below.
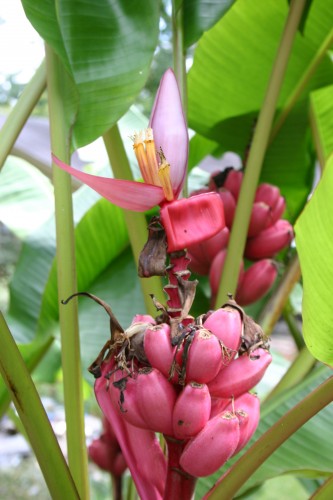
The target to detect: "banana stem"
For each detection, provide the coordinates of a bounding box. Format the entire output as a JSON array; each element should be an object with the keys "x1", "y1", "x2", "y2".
[
  {"x1": 45, "y1": 44, "x2": 90, "y2": 499},
  {"x1": 0, "y1": 313, "x2": 79, "y2": 499},
  {"x1": 216, "y1": 0, "x2": 307, "y2": 304},
  {"x1": 0, "y1": 61, "x2": 46, "y2": 171}
]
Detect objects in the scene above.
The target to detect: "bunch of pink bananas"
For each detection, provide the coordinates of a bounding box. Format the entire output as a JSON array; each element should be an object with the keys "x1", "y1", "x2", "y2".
[
  {"x1": 94, "y1": 299, "x2": 271, "y2": 484},
  {"x1": 188, "y1": 169, "x2": 294, "y2": 306}
]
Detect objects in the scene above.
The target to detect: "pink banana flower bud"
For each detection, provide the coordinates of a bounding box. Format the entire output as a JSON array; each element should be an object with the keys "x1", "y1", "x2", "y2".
[
  {"x1": 53, "y1": 68, "x2": 225, "y2": 251},
  {"x1": 227, "y1": 392, "x2": 260, "y2": 455},
  {"x1": 236, "y1": 259, "x2": 278, "y2": 306},
  {"x1": 179, "y1": 411, "x2": 240, "y2": 477},
  {"x1": 223, "y1": 169, "x2": 243, "y2": 200},
  {"x1": 203, "y1": 305, "x2": 242, "y2": 358},
  {"x1": 172, "y1": 382, "x2": 211, "y2": 439},
  {"x1": 248, "y1": 202, "x2": 272, "y2": 237},
  {"x1": 245, "y1": 219, "x2": 294, "y2": 260},
  {"x1": 208, "y1": 348, "x2": 272, "y2": 399},
  {"x1": 136, "y1": 368, "x2": 178, "y2": 436},
  {"x1": 255, "y1": 183, "x2": 281, "y2": 209}
]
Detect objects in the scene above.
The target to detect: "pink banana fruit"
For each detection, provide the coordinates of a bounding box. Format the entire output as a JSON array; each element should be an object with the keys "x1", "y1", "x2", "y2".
[
  {"x1": 203, "y1": 306, "x2": 242, "y2": 360},
  {"x1": 218, "y1": 188, "x2": 236, "y2": 227},
  {"x1": 255, "y1": 183, "x2": 281, "y2": 209},
  {"x1": 210, "y1": 397, "x2": 231, "y2": 418},
  {"x1": 248, "y1": 202, "x2": 271, "y2": 237},
  {"x1": 209, "y1": 249, "x2": 244, "y2": 297},
  {"x1": 172, "y1": 382, "x2": 211, "y2": 439},
  {"x1": 228, "y1": 392, "x2": 260, "y2": 455},
  {"x1": 208, "y1": 348, "x2": 272, "y2": 398},
  {"x1": 244, "y1": 219, "x2": 293, "y2": 260},
  {"x1": 185, "y1": 329, "x2": 223, "y2": 384},
  {"x1": 236, "y1": 259, "x2": 278, "y2": 306},
  {"x1": 268, "y1": 195, "x2": 286, "y2": 226},
  {"x1": 144, "y1": 324, "x2": 176, "y2": 379},
  {"x1": 179, "y1": 411, "x2": 240, "y2": 476},
  {"x1": 136, "y1": 368, "x2": 177, "y2": 436},
  {"x1": 188, "y1": 226, "x2": 230, "y2": 275},
  {"x1": 223, "y1": 169, "x2": 243, "y2": 200},
  {"x1": 108, "y1": 369, "x2": 148, "y2": 429}
]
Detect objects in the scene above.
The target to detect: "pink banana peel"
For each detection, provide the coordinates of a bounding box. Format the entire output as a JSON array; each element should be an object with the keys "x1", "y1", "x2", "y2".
[
  {"x1": 236, "y1": 259, "x2": 278, "y2": 306},
  {"x1": 208, "y1": 348, "x2": 272, "y2": 399},
  {"x1": 172, "y1": 382, "x2": 211, "y2": 439},
  {"x1": 95, "y1": 361, "x2": 166, "y2": 500},
  {"x1": 179, "y1": 411, "x2": 240, "y2": 477},
  {"x1": 245, "y1": 219, "x2": 294, "y2": 260}
]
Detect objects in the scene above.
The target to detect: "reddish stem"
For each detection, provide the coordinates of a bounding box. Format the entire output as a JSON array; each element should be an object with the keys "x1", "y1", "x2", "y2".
[
  {"x1": 164, "y1": 251, "x2": 191, "y2": 314},
  {"x1": 163, "y1": 437, "x2": 197, "y2": 500}
]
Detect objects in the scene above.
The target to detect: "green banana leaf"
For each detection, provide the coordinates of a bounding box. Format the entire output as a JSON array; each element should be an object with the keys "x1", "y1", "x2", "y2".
[
  {"x1": 295, "y1": 155, "x2": 333, "y2": 366},
  {"x1": 196, "y1": 365, "x2": 333, "y2": 498},
  {"x1": 310, "y1": 84, "x2": 333, "y2": 166},
  {"x1": 187, "y1": 0, "x2": 333, "y2": 219},
  {"x1": 22, "y1": 0, "x2": 159, "y2": 148},
  {"x1": 183, "y1": 0, "x2": 236, "y2": 48}
]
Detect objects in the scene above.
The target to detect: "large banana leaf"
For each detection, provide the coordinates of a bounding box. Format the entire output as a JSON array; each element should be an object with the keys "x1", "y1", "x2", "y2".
[
  {"x1": 295, "y1": 156, "x2": 333, "y2": 366},
  {"x1": 310, "y1": 84, "x2": 333, "y2": 165},
  {"x1": 196, "y1": 365, "x2": 333, "y2": 498},
  {"x1": 22, "y1": 0, "x2": 159, "y2": 148},
  {"x1": 183, "y1": 0, "x2": 236, "y2": 48},
  {"x1": 187, "y1": 0, "x2": 333, "y2": 218}
]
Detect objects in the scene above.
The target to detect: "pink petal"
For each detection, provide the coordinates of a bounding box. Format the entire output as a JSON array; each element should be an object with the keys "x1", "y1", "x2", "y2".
[
  {"x1": 149, "y1": 69, "x2": 188, "y2": 198},
  {"x1": 95, "y1": 361, "x2": 166, "y2": 499},
  {"x1": 52, "y1": 154, "x2": 164, "y2": 211}
]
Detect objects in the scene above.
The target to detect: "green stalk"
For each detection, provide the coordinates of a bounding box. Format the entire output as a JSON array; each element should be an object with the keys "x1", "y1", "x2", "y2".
[
  {"x1": 258, "y1": 254, "x2": 301, "y2": 336},
  {"x1": 263, "y1": 347, "x2": 316, "y2": 403},
  {"x1": 282, "y1": 299, "x2": 305, "y2": 350},
  {"x1": 216, "y1": 0, "x2": 307, "y2": 304},
  {"x1": 103, "y1": 125, "x2": 165, "y2": 316},
  {"x1": 206, "y1": 373, "x2": 333, "y2": 500},
  {"x1": 45, "y1": 45, "x2": 90, "y2": 499},
  {"x1": 311, "y1": 474, "x2": 333, "y2": 499},
  {"x1": 0, "y1": 313, "x2": 79, "y2": 499},
  {"x1": 172, "y1": 0, "x2": 187, "y2": 113},
  {"x1": 271, "y1": 27, "x2": 333, "y2": 142},
  {"x1": 172, "y1": 0, "x2": 188, "y2": 198},
  {"x1": 0, "y1": 336, "x2": 54, "y2": 419},
  {"x1": 0, "y1": 61, "x2": 46, "y2": 171}
]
